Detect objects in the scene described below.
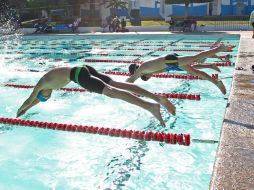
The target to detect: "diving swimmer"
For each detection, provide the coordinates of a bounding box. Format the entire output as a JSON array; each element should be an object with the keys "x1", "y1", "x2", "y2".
[
  {"x1": 126, "y1": 44, "x2": 234, "y2": 95},
  {"x1": 16, "y1": 65, "x2": 176, "y2": 127}
]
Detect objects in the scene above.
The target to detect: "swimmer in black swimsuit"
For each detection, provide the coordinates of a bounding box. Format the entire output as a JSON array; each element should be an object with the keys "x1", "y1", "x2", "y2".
[
  {"x1": 16, "y1": 65, "x2": 176, "y2": 126},
  {"x1": 127, "y1": 44, "x2": 235, "y2": 95}
]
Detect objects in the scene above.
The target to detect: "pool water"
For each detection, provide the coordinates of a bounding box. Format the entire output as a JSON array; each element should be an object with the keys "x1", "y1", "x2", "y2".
[{"x1": 0, "y1": 34, "x2": 239, "y2": 190}]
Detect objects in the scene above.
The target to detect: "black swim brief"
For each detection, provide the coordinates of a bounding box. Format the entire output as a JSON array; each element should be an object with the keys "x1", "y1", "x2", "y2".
[{"x1": 70, "y1": 65, "x2": 112, "y2": 94}]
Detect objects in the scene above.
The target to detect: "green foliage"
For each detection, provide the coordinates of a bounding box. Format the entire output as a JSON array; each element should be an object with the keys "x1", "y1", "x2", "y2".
[{"x1": 101, "y1": 0, "x2": 128, "y2": 16}]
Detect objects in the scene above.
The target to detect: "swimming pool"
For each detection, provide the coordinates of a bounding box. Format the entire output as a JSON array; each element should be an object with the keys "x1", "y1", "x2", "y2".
[{"x1": 0, "y1": 34, "x2": 239, "y2": 190}]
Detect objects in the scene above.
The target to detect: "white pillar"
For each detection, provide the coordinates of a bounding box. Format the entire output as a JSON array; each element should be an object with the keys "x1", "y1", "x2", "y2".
[{"x1": 159, "y1": 0, "x2": 165, "y2": 18}]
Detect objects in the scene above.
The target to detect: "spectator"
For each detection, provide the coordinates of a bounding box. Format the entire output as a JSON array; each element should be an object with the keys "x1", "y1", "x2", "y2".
[
  {"x1": 67, "y1": 18, "x2": 81, "y2": 32},
  {"x1": 121, "y1": 18, "x2": 126, "y2": 30},
  {"x1": 168, "y1": 17, "x2": 175, "y2": 31},
  {"x1": 34, "y1": 17, "x2": 52, "y2": 33},
  {"x1": 101, "y1": 19, "x2": 108, "y2": 32},
  {"x1": 250, "y1": 10, "x2": 254, "y2": 38},
  {"x1": 183, "y1": 19, "x2": 191, "y2": 32},
  {"x1": 108, "y1": 18, "x2": 114, "y2": 32},
  {"x1": 191, "y1": 19, "x2": 197, "y2": 32},
  {"x1": 113, "y1": 16, "x2": 120, "y2": 32}
]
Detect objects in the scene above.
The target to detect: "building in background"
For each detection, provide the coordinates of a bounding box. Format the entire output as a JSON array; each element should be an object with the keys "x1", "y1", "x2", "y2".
[
  {"x1": 117, "y1": 0, "x2": 254, "y2": 18},
  {"x1": 5, "y1": 0, "x2": 253, "y2": 26}
]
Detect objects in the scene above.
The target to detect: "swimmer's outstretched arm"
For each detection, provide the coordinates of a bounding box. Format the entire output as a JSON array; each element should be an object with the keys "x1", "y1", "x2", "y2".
[
  {"x1": 16, "y1": 99, "x2": 40, "y2": 117},
  {"x1": 126, "y1": 71, "x2": 140, "y2": 83},
  {"x1": 16, "y1": 82, "x2": 43, "y2": 117},
  {"x1": 126, "y1": 57, "x2": 165, "y2": 83}
]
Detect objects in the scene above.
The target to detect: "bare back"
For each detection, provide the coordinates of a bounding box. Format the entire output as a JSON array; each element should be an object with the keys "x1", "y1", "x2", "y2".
[{"x1": 39, "y1": 67, "x2": 72, "y2": 90}]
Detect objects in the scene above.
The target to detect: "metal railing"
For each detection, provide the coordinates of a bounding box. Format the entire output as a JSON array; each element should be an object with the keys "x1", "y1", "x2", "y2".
[{"x1": 214, "y1": 20, "x2": 251, "y2": 31}]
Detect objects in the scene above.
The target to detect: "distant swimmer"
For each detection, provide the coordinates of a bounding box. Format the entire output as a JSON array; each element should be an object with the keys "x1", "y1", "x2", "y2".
[
  {"x1": 16, "y1": 65, "x2": 176, "y2": 126},
  {"x1": 127, "y1": 44, "x2": 235, "y2": 95}
]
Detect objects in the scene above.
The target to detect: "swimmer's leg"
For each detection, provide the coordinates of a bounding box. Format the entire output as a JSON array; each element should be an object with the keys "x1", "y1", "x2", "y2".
[
  {"x1": 109, "y1": 80, "x2": 176, "y2": 115},
  {"x1": 102, "y1": 85, "x2": 165, "y2": 127},
  {"x1": 78, "y1": 72, "x2": 166, "y2": 126},
  {"x1": 192, "y1": 63, "x2": 221, "y2": 72},
  {"x1": 181, "y1": 65, "x2": 226, "y2": 94}
]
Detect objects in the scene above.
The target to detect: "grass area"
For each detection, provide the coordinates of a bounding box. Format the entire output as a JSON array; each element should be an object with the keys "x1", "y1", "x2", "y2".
[{"x1": 127, "y1": 20, "x2": 250, "y2": 27}]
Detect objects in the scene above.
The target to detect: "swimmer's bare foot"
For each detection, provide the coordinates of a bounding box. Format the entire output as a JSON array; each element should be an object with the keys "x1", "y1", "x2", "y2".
[
  {"x1": 218, "y1": 44, "x2": 235, "y2": 52},
  {"x1": 217, "y1": 80, "x2": 226, "y2": 95},
  {"x1": 157, "y1": 96, "x2": 176, "y2": 116},
  {"x1": 149, "y1": 104, "x2": 166, "y2": 127},
  {"x1": 211, "y1": 64, "x2": 221, "y2": 72}
]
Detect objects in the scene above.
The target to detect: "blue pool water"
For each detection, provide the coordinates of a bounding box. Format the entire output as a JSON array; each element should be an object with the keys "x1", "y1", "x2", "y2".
[{"x1": 0, "y1": 34, "x2": 239, "y2": 190}]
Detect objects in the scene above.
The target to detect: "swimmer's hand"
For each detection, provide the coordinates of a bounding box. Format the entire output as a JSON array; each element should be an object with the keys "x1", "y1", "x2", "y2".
[
  {"x1": 218, "y1": 44, "x2": 235, "y2": 52},
  {"x1": 216, "y1": 79, "x2": 226, "y2": 95},
  {"x1": 158, "y1": 96, "x2": 176, "y2": 116},
  {"x1": 16, "y1": 109, "x2": 26, "y2": 118}
]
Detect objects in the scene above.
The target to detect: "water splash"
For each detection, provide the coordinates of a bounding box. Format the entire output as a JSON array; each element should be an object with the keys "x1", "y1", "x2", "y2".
[{"x1": 0, "y1": 2, "x2": 22, "y2": 36}]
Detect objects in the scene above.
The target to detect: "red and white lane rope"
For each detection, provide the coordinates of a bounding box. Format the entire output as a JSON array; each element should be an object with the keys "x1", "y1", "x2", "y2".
[
  {"x1": 103, "y1": 71, "x2": 219, "y2": 80},
  {"x1": 6, "y1": 51, "x2": 235, "y2": 59},
  {"x1": 14, "y1": 68, "x2": 219, "y2": 80},
  {"x1": 2, "y1": 84, "x2": 201, "y2": 101},
  {"x1": 0, "y1": 117, "x2": 191, "y2": 146}
]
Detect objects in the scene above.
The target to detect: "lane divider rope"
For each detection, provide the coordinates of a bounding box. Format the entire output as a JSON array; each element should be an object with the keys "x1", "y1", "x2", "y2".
[
  {"x1": 103, "y1": 71, "x2": 219, "y2": 80},
  {"x1": 2, "y1": 84, "x2": 201, "y2": 100},
  {"x1": 14, "y1": 69, "x2": 219, "y2": 80},
  {"x1": 0, "y1": 117, "x2": 191, "y2": 146},
  {"x1": 82, "y1": 59, "x2": 232, "y2": 66},
  {"x1": 4, "y1": 51, "x2": 235, "y2": 59},
  {"x1": 2, "y1": 41, "x2": 226, "y2": 47},
  {"x1": 1, "y1": 45, "x2": 233, "y2": 52},
  {"x1": 3, "y1": 55, "x2": 234, "y2": 67}
]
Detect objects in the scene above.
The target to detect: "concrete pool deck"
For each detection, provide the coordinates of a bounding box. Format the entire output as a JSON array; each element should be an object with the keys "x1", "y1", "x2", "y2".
[
  {"x1": 4, "y1": 30, "x2": 254, "y2": 188},
  {"x1": 209, "y1": 31, "x2": 254, "y2": 190}
]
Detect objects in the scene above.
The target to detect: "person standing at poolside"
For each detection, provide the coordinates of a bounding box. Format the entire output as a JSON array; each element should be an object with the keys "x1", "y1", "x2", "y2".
[
  {"x1": 126, "y1": 44, "x2": 234, "y2": 95},
  {"x1": 250, "y1": 10, "x2": 254, "y2": 38},
  {"x1": 16, "y1": 65, "x2": 176, "y2": 127}
]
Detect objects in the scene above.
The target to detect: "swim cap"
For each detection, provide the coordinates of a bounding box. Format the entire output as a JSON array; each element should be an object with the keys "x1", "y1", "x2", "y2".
[
  {"x1": 129, "y1": 63, "x2": 139, "y2": 74},
  {"x1": 128, "y1": 63, "x2": 149, "y2": 81}
]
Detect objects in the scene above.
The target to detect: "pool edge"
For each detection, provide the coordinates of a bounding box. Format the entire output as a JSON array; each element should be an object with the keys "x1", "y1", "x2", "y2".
[{"x1": 210, "y1": 32, "x2": 254, "y2": 189}]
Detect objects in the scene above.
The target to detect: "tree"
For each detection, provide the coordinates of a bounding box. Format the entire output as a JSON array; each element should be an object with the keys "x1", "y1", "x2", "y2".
[
  {"x1": 101, "y1": 0, "x2": 128, "y2": 16},
  {"x1": 165, "y1": 0, "x2": 214, "y2": 17}
]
